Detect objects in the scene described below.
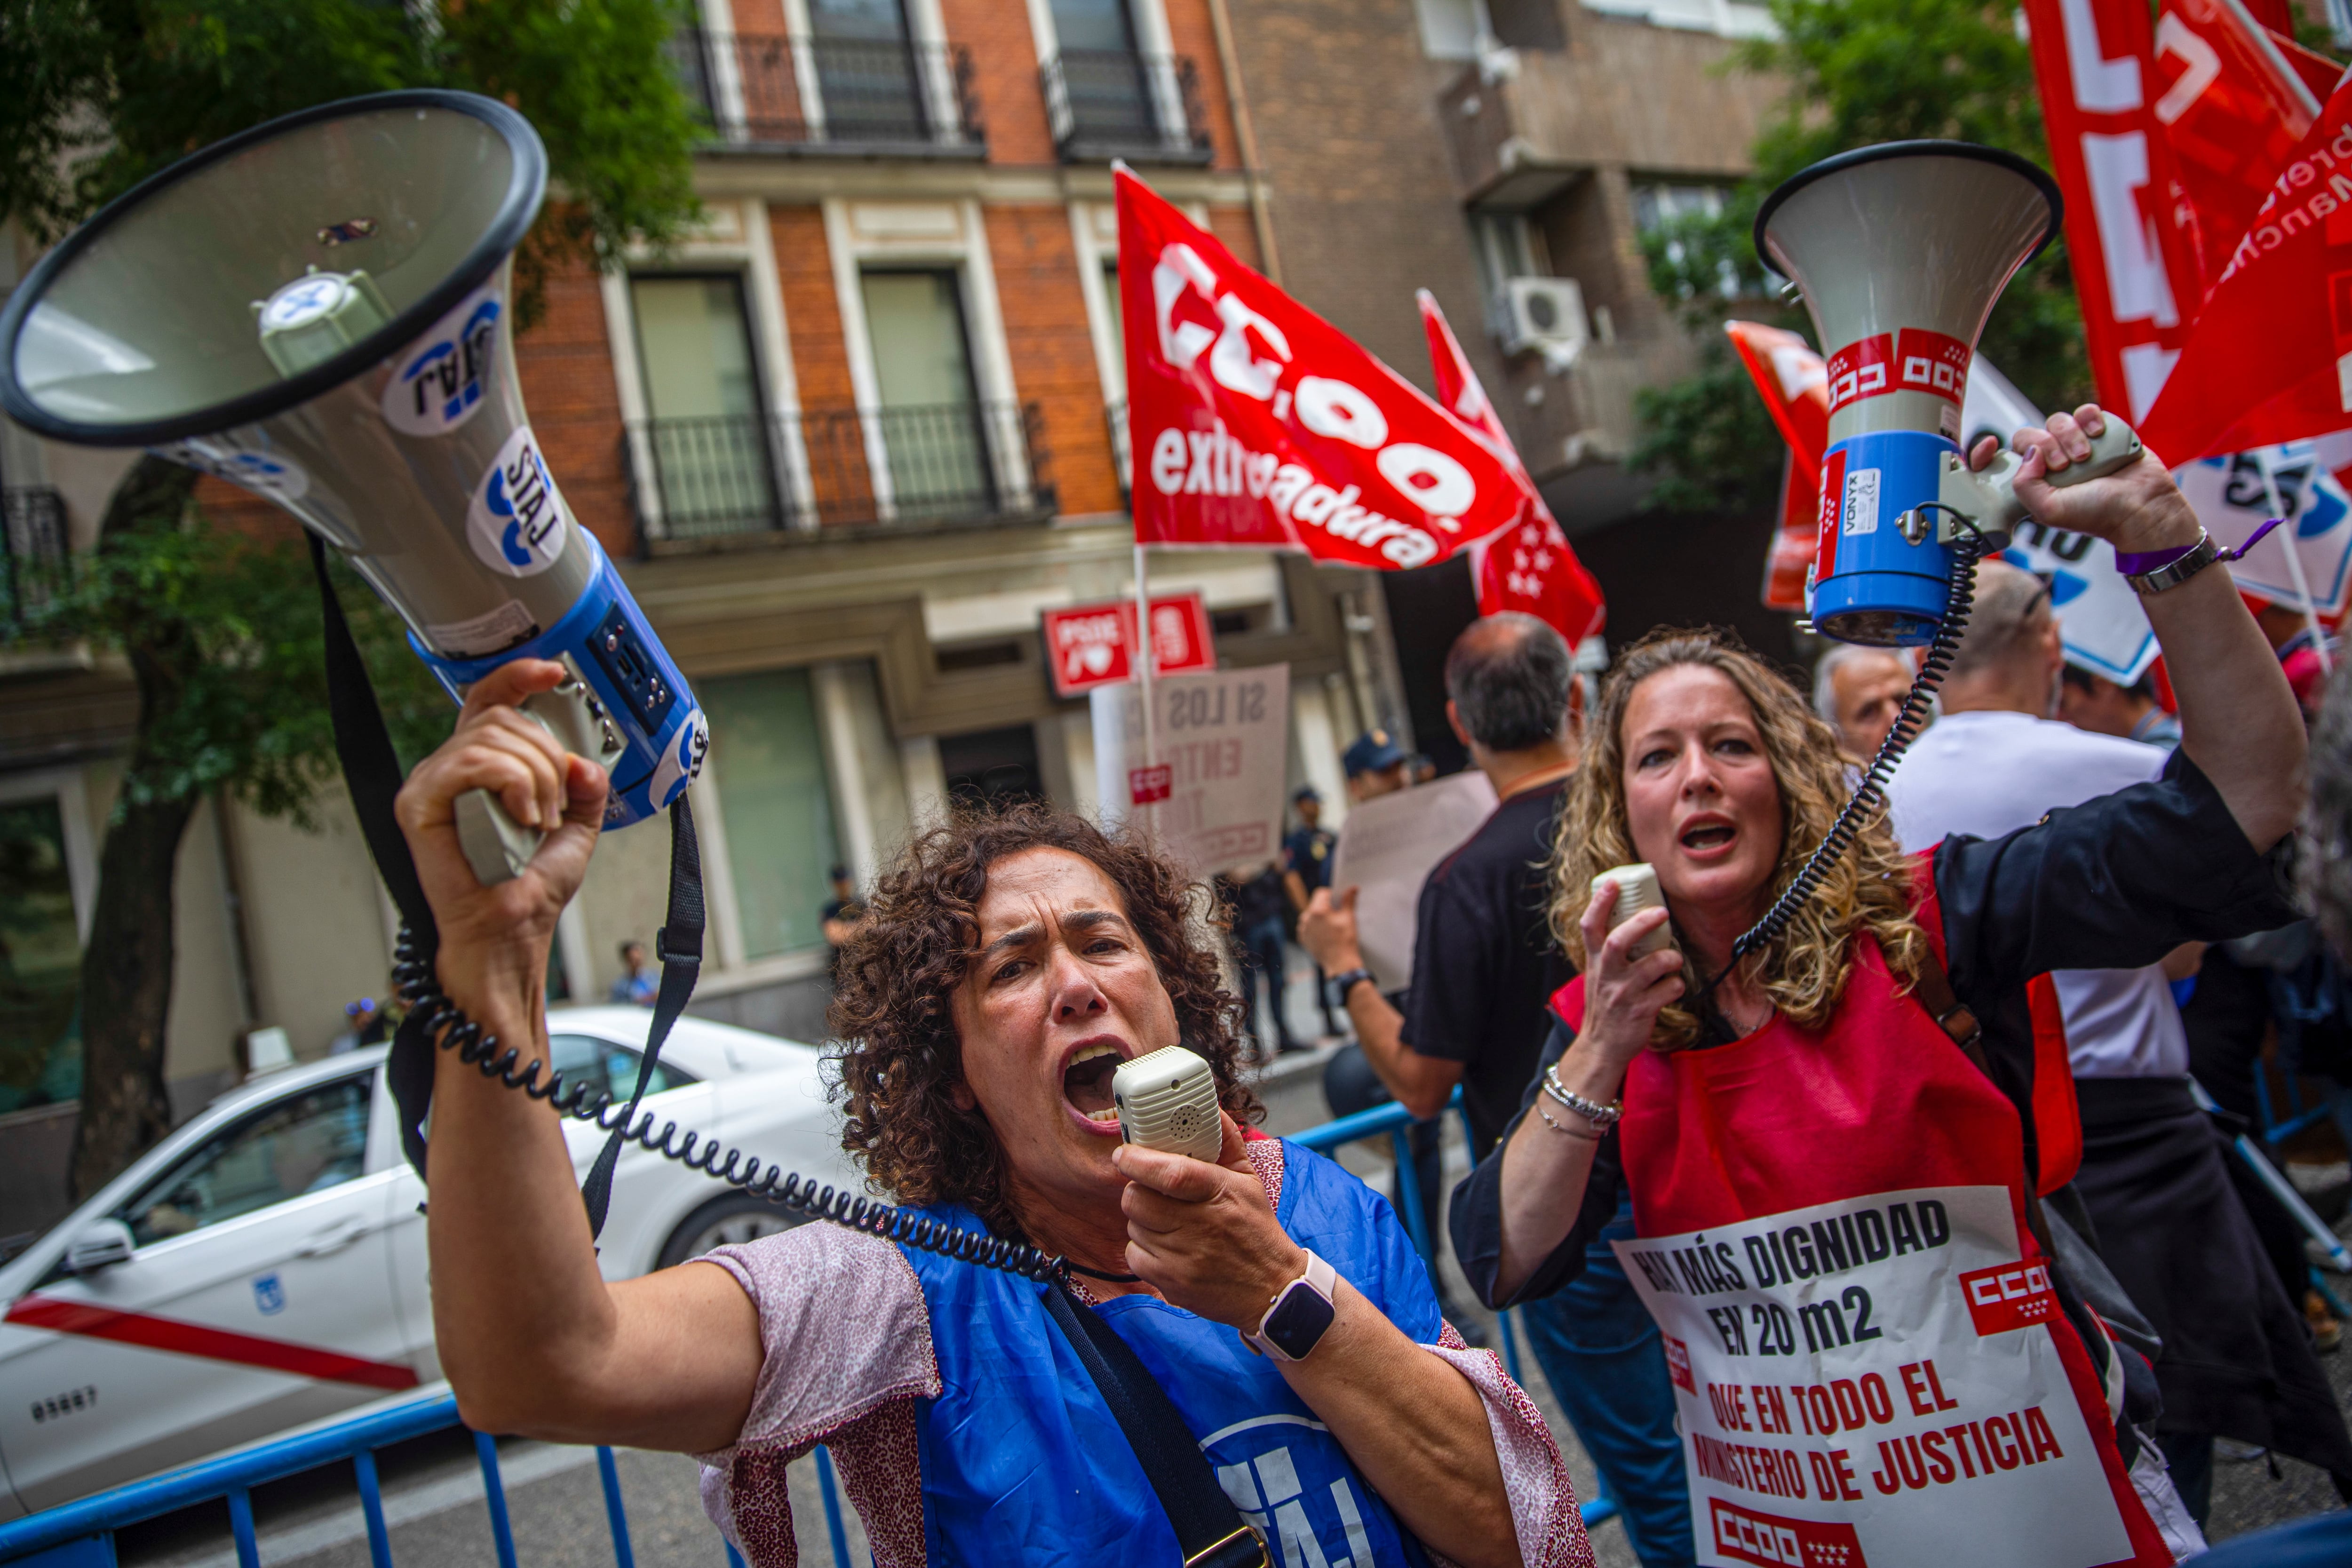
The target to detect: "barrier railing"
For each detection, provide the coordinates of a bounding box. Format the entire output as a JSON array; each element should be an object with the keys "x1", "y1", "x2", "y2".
[{"x1": 0, "y1": 1094, "x2": 1610, "y2": 1566}]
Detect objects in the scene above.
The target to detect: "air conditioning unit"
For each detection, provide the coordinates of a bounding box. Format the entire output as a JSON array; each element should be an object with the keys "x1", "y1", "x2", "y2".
[{"x1": 1501, "y1": 276, "x2": 1591, "y2": 370}]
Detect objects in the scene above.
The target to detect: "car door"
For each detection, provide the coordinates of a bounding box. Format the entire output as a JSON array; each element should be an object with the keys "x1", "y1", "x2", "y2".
[
  {"x1": 0, "y1": 1069, "x2": 413, "y2": 1509},
  {"x1": 546, "y1": 1032, "x2": 719, "y2": 1278}
]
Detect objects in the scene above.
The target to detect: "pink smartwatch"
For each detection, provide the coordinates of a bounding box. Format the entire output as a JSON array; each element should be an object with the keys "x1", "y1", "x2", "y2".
[{"x1": 1244, "y1": 1250, "x2": 1340, "y2": 1362}]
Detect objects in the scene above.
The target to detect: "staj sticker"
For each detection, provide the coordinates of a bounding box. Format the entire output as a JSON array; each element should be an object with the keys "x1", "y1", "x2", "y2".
[
  {"x1": 466, "y1": 426, "x2": 569, "y2": 578},
  {"x1": 383, "y1": 286, "x2": 501, "y2": 437}
]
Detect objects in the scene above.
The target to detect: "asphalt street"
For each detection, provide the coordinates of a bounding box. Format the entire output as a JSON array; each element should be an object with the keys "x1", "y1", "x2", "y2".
[{"x1": 103, "y1": 947, "x2": 2352, "y2": 1566}]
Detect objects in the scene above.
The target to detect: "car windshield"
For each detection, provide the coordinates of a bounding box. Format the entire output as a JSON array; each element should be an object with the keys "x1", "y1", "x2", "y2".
[
  {"x1": 119, "y1": 1075, "x2": 372, "y2": 1246},
  {"x1": 548, "y1": 1035, "x2": 698, "y2": 1104}
]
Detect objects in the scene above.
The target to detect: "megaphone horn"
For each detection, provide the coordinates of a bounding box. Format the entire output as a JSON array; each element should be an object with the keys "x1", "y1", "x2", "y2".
[
  {"x1": 0, "y1": 91, "x2": 707, "y2": 882},
  {"x1": 1756, "y1": 140, "x2": 2141, "y2": 646}
]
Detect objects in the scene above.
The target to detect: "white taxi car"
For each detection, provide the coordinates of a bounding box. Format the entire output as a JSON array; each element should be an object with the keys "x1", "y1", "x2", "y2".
[{"x1": 0, "y1": 1008, "x2": 861, "y2": 1517}]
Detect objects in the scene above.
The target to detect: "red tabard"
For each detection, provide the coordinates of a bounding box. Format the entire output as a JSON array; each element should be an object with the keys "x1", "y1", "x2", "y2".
[{"x1": 1550, "y1": 927, "x2": 2169, "y2": 1568}]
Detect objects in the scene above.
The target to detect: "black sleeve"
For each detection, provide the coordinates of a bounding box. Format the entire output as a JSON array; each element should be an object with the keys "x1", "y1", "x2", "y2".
[
  {"x1": 1400, "y1": 875, "x2": 1490, "y2": 1064},
  {"x1": 1934, "y1": 749, "x2": 2297, "y2": 1013},
  {"x1": 1447, "y1": 1018, "x2": 1623, "y2": 1309}
]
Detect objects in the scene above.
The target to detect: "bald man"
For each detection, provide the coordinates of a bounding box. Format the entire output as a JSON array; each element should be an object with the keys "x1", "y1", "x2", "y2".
[{"x1": 1812, "y1": 642, "x2": 1913, "y2": 758}]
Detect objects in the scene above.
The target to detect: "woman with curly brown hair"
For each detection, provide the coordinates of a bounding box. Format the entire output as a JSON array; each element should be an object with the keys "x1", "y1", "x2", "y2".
[
  {"x1": 390, "y1": 742, "x2": 1589, "y2": 1567},
  {"x1": 1450, "y1": 410, "x2": 2310, "y2": 1567}
]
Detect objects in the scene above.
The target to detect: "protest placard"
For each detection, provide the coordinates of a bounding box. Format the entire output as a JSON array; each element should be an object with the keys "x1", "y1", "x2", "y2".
[
  {"x1": 1324, "y1": 769, "x2": 1497, "y2": 992},
  {"x1": 1091, "y1": 665, "x2": 1291, "y2": 879}
]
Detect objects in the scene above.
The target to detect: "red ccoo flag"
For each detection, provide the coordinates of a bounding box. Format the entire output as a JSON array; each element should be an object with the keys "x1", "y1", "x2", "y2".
[
  {"x1": 1724, "y1": 321, "x2": 1831, "y2": 611},
  {"x1": 2138, "y1": 72, "x2": 2352, "y2": 461},
  {"x1": 1415, "y1": 291, "x2": 1605, "y2": 643},
  {"x1": 1119, "y1": 168, "x2": 1526, "y2": 568},
  {"x1": 2152, "y1": 0, "x2": 2320, "y2": 307}
]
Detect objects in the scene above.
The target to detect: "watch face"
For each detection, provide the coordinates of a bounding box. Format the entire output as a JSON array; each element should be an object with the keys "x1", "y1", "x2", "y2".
[{"x1": 1263, "y1": 1280, "x2": 1337, "y2": 1361}]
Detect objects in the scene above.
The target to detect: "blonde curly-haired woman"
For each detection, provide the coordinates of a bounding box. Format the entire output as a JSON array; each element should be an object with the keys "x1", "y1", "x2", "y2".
[{"x1": 1451, "y1": 408, "x2": 2308, "y2": 1567}]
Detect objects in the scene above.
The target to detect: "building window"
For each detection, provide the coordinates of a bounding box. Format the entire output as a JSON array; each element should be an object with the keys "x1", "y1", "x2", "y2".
[
  {"x1": 631, "y1": 275, "x2": 777, "y2": 535},
  {"x1": 1470, "y1": 210, "x2": 1549, "y2": 335},
  {"x1": 699, "y1": 668, "x2": 844, "y2": 961},
  {"x1": 1414, "y1": 0, "x2": 1491, "y2": 59},
  {"x1": 0, "y1": 795, "x2": 81, "y2": 1113},
  {"x1": 860, "y1": 268, "x2": 993, "y2": 518},
  {"x1": 1630, "y1": 182, "x2": 1729, "y2": 232},
  {"x1": 1631, "y1": 182, "x2": 1746, "y2": 299},
  {"x1": 808, "y1": 0, "x2": 927, "y2": 142},
  {"x1": 1098, "y1": 261, "x2": 1126, "y2": 387}
]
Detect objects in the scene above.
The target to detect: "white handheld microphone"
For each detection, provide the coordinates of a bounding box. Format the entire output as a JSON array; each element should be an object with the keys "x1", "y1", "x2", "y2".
[
  {"x1": 1592, "y1": 864, "x2": 1676, "y2": 959},
  {"x1": 1112, "y1": 1046, "x2": 1224, "y2": 1163}
]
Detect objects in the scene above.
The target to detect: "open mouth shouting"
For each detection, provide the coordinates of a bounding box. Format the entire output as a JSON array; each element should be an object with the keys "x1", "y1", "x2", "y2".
[
  {"x1": 1677, "y1": 812, "x2": 1738, "y2": 859},
  {"x1": 1060, "y1": 1037, "x2": 1132, "y2": 1135}
]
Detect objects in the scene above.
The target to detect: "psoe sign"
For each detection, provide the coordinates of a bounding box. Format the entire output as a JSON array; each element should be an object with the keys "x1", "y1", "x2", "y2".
[{"x1": 1040, "y1": 592, "x2": 1216, "y2": 698}]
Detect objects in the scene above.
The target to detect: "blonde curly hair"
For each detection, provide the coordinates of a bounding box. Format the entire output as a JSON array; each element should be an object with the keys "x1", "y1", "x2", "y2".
[{"x1": 1553, "y1": 628, "x2": 1929, "y2": 1048}]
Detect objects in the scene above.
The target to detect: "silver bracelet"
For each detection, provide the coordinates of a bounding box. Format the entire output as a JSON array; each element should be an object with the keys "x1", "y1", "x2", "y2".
[
  {"x1": 1535, "y1": 1102, "x2": 1603, "y2": 1140},
  {"x1": 1542, "y1": 1064, "x2": 1622, "y2": 1132}
]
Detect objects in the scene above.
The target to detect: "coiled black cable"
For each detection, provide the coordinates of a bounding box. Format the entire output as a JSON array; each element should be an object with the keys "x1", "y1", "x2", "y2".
[
  {"x1": 1709, "y1": 527, "x2": 1994, "y2": 993},
  {"x1": 389, "y1": 929, "x2": 1068, "y2": 1282}
]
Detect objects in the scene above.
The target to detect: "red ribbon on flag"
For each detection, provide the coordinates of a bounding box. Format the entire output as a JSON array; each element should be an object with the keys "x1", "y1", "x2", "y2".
[
  {"x1": 1118, "y1": 168, "x2": 1527, "y2": 568},
  {"x1": 1416, "y1": 291, "x2": 1606, "y2": 642}
]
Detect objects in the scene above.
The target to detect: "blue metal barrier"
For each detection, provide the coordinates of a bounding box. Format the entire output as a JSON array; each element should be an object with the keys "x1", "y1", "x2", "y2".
[{"x1": 0, "y1": 1092, "x2": 1617, "y2": 1565}]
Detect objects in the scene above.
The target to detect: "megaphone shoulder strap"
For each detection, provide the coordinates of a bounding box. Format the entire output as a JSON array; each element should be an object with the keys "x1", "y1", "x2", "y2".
[
  {"x1": 307, "y1": 537, "x2": 696, "y2": 1239},
  {"x1": 1041, "y1": 1281, "x2": 1269, "y2": 1568}
]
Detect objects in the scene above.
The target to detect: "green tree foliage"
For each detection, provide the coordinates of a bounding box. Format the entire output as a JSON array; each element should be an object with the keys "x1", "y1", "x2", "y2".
[
  {"x1": 0, "y1": 0, "x2": 700, "y2": 1193},
  {"x1": 1631, "y1": 0, "x2": 2092, "y2": 512},
  {"x1": 0, "y1": 0, "x2": 702, "y2": 323}
]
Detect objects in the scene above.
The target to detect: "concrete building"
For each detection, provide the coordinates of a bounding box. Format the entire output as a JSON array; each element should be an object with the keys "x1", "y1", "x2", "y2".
[
  {"x1": 1220, "y1": 0, "x2": 1790, "y2": 760},
  {"x1": 0, "y1": 0, "x2": 1407, "y2": 1237}
]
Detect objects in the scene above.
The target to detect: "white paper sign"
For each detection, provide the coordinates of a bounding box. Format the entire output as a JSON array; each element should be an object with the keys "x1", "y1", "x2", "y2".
[
  {"x1": 1091, "y1": 664, "x2": 1291, "y2": 879},
  {"x1": 1613, "y1": 1184, "x2": 2133, "y2": 1568},
  {"x1": 2176, "y1": 445, "x2": 2352, "y2": 619},
  {"x1": 1323, "y1": 768, "x2": 1498, "y2": 994}
]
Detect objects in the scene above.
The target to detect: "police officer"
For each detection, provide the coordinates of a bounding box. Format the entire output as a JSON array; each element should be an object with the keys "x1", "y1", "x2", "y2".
[{"x1": 1283, "y1": 786, "x2": 1342, "y2": 1040}]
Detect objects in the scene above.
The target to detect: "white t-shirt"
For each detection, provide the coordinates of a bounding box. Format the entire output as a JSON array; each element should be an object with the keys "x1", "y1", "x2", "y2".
[{"x1": 1885, "y1": 709, "x2": 2183, "y2": 1079}]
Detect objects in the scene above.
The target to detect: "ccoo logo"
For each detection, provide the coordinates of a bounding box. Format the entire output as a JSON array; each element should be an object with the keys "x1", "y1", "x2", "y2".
[
  {"x1": 383, "y1": 285, "x2": 502, "y2": 437},
  {"x1": 466, "y1": 426, "x2": 569, "y2": 578}
]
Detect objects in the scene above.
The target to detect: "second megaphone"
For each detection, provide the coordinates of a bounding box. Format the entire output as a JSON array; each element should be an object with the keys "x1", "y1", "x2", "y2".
[
  {"x1": 1756, "y1": 140, "x2": 2142, "y2": 646},
  {"x1": 0, "y1": 90, "x2": 706, "y2": 881}
]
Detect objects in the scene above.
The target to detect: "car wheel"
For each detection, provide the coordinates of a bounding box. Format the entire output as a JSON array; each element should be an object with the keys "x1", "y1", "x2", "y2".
[{"x1": 657, "y1": 1193, "x2": 806, "y2": 1269}]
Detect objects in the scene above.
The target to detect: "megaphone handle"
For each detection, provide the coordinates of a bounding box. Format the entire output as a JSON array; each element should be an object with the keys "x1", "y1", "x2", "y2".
[
  {"x1": 454, "y1": 789, "x2": 543, "y2": 886},
  {"x1": 2032, "y1": 417, "x2": 2142, "y2": 492}
]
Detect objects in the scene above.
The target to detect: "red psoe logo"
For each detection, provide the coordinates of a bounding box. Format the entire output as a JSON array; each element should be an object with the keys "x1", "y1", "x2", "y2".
[
  {"x1": 1709, "y1": 1498, "x2": 1867, "y2": 1567},
  {"x1": 1960, "y1": 1260, "x2": 2058, "y2": 1335},
  {"x1": 1128, "y1": 765, "x2": 1173, "y2": 804}
]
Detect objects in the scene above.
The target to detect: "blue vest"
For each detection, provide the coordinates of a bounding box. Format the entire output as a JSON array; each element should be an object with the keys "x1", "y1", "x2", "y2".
[{"x1": 896, "y1": 1138, "x2": 1444, "y2": 1567}]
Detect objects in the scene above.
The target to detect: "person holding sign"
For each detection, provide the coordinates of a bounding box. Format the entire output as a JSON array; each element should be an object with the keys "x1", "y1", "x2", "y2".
[{"x1": 1451, "y1": 408, "x2": 2306, "y2": 1566}]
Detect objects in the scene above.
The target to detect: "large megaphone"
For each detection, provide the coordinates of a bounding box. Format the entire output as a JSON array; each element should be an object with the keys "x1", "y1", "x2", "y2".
[
  {"x1": 1756, "y1": 141, "x2": 2144, "y2": 646},
  {"x1": 0, "y1": 90, "x2": 705, "y2": 882}
]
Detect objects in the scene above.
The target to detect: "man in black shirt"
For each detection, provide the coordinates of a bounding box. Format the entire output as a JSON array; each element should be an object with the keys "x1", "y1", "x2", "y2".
[{"x1": 1302, "y1": 613, "x2": 1692, "y2": 1565}]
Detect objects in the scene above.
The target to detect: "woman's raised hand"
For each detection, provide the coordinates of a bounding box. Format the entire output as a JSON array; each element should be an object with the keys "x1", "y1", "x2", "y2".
[
  {"x1": 393, "y1": 659, "x2": 609, "y2": 1011},
  {"x1": 1966, "y1": 404, "x2": 2200, "y2": 557},
  {"x1": 1575, "y1": 878, "x2": 1685, "y2": 1066}
]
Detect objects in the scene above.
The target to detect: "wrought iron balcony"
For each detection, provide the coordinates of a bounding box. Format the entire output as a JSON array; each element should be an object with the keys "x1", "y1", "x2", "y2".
[
  {"x1": 666, "y1": 29, "x2": 983, "y2": 154},
  {"x1": 1040, "y1": 50, "x2": 1213, "y2": 164},
  {"x1": 1, "y1": 486, "x2": 70, "y2": 624},
  {"x1": 626, "y1": 402, "x2": 1056, "y2": 549}
]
